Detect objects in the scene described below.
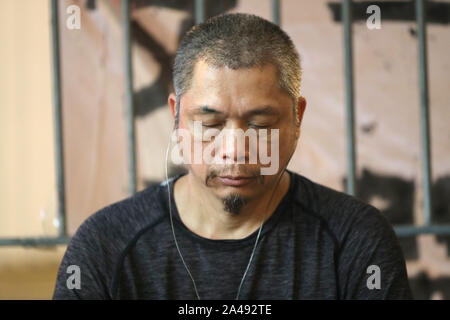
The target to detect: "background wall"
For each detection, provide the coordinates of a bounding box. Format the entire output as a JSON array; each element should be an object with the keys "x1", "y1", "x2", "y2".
[
  {"x1": 0, "y1": 0, "x2": 67, "y2": 299},
  {"x1": 0, "y1": 0, "x2": 449, "y2": 299}
]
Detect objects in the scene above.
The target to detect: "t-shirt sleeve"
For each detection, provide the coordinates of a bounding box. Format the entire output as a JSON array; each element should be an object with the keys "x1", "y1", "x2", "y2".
[
  {"x1": 337, "y1": 206, "x2": 413, "y2": 300},
  {"x1": 52, "y1": 213, "x2": 114, "y2": 300}
]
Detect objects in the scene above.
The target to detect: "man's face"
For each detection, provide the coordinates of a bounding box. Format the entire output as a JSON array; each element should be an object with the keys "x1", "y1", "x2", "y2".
[{"x1": 169, "y1": 60, "x2": 306, "y2": 205}]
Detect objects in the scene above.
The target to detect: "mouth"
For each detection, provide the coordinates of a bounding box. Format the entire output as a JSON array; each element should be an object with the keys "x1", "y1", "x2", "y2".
[{"x1": 217, "y1": 175, "x2": 255, "y2": 187}]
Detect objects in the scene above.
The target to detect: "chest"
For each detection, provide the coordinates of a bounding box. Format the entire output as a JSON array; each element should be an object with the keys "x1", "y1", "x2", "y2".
[{"x1": 116, "y1": 230, "x2": 338, "y2": 299}]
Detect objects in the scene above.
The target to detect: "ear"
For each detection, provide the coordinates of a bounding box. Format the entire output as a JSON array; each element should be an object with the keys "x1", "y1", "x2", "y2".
[
  {"x1": 295, "y1": 96, "x2": 307, "y2": 138},
  {"x1": 168, "y1": 92, "x2": 177, "y2": 120}
]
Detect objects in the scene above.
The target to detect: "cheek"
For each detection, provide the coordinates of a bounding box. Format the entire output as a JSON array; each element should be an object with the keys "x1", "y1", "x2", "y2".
[
  {"x1": 189, "y1": 163, "x2": 209, "y2": 179},
  {"x1": 278, "y1": 126, "x2": 298, "y2": 159}
]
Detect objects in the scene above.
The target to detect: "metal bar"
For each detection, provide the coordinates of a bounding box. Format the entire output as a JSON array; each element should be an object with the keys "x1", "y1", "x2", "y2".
[
  {"x1": 415, "y1": 0, "x2": 433, "y2": 226},
  {"x1": 342, "y1": 0, "x2": 356, "y2": 196},
  {"x1": 0, "y1": 0, "x2": 69, "y2": 247},
  {"x1": 3, "y1": 224, "x2": 450, "y2": 246},
  {"x1": 394, "y1": 225, "x2": 450, "y2": 237},
  {"x1": 122, "y1": 0, "x2": 137, "y2": 195},
  {"x1": 272, "y1": 0, "x2": 281, "y2": 26},
  {"x1": 0, "y1": 236, "x2": 71, "y2": 247},
  {"x1": 0, "y1": 225, "x2": 450, "y2": 247},
  {"x1": 195, "y1": 0, "x2": 205, "y2": 24},
  {"x1": 50, "y1": 0, "x2": 67, "y2": 236},
  {"x1": 3, "y1": 224, "x2": 450, "y2": 247}
]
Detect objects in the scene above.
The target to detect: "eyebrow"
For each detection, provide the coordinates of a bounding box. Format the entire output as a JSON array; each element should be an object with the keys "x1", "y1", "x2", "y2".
[
  {"x1": 192, "y1": 106, "x2": 223, "y2": 115},
  {"x1": 190, "y1": 105, "x2": 280, "y2": 117},
  {"x1": 245, "y1": 106, "x2": 280, "y2": 117}
]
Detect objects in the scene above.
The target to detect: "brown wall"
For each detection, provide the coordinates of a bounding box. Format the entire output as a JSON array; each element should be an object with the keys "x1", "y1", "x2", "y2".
[{"x1": 0, "y1": 0, "x2": 66, "y2": 299}]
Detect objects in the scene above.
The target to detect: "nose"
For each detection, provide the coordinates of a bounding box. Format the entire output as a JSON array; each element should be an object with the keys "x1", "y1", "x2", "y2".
[{"x1": 219, "y1": 127, "x2": 248, "y2": 164}]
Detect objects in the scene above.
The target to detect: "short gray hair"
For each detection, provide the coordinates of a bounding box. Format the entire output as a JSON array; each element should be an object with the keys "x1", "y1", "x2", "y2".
[{"x1": 173, "y1": 13, "x2": 301, "y2": 114}]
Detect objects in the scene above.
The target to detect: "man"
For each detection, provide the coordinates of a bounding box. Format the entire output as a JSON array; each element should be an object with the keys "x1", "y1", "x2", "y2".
[{"x1": 53, "y1": 13, "x2": 412, "y2": 299}]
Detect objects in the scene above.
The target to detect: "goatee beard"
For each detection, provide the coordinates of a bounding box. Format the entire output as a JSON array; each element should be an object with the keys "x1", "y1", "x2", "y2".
[{"x1": 222, "y1": 193, "x2": 248, "y2": 215}]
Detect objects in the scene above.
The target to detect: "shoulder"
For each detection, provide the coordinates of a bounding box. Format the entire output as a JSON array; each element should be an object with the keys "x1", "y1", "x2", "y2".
[
  {"x1": 54, "y1": 181, "x2": 173, "y2": 299},
  {"x1": 289, "y1": 171, "x2": 395, "y2": 245},
  {"x1": 70, "y1": 181, "x2": 168, "y2": 253},
  {"x1": 286, "y1": 173, "x2": 411, "y2": 299}
]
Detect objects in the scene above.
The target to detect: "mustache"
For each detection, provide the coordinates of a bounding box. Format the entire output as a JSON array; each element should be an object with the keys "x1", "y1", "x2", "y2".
[{"x1": 205, "y1": 166, "x2": 263, "y2": 186}]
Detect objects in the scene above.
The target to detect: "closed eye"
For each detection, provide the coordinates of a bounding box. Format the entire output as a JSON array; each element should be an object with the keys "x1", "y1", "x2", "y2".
[
  {"x1": 248, "y1": 123, "x2": 271, "y2": 129},
  {"x1": 202, "y1": 122, "x2": 223, "y2": 128}
]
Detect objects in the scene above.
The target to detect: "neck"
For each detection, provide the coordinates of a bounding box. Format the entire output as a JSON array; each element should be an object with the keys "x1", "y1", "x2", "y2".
[{"x1": 173, "y1": 170, "x2": 290, "y2": 240}]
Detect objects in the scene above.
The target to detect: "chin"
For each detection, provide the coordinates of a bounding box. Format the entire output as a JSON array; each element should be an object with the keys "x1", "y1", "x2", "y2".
[{"x1": 213, "y1": 184, "x2": 260, "y2": 200}]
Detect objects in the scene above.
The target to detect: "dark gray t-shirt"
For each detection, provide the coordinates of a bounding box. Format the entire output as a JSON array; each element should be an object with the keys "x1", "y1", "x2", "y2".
[{"x1": 53, "y1": 171, "x2": 413, "y2": 299}]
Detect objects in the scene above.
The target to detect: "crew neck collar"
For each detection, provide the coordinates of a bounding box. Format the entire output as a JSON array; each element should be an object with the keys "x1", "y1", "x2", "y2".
[{"x1": 159, "y1": 170, "x2": 296, "y2": 249}]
